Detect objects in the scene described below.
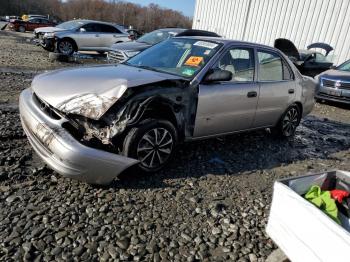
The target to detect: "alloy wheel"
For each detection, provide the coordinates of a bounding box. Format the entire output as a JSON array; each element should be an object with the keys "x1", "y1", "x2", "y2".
[
  {"x1": 282, "y1": 107, "x2": 299, "y2": 137},
  {"x1": 58, "y1": 41, "x2": 73, "y2": 55},
  {"x1": 137, "y1": 128, "x2": 173, "y2": 169}
]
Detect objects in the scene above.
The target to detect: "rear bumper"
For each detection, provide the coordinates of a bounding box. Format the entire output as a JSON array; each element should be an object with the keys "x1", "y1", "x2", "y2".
[{"x1": 19, "y1": 88, "x2": 138, "y2": 185}]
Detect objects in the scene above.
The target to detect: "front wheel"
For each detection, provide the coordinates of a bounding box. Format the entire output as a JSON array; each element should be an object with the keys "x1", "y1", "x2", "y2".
[
  {"x1": 273, "y1": 105, "x2": 301, "y2": 137},
  {"x1": 122, "y1": 119, "x2": 178, "y2": 173},
  {"x1": 18, "y1": 26, "x2": 25, "y2": 33},
  {"x1": 57, "y1": 39, "x2": 75, "y2": 55}
]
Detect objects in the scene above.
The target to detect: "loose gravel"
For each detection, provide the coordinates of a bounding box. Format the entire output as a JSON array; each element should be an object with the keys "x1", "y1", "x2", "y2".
[{"x1": 0, "y1": 30, "x2": 350, "y2": 261}]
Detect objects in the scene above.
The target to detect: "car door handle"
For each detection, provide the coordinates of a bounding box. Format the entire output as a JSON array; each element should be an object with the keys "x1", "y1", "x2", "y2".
[
  {"x1": 95, "y1": 34, "x2": 99, "y2": 37},
  {"x1": 288, "y1": 89, "x2": 295, "y2": 94},
  {"x1": 247, "y1": 91, "x2": 257, "y2": 98}
]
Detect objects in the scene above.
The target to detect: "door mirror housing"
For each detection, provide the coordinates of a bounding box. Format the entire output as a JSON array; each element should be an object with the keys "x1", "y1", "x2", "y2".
[
  {"x1": 204, "y1": 69, "x2": 232, "y2": 83},
  {"x1": 79, "y1": 27, "x2": 86, "y2": 33}
]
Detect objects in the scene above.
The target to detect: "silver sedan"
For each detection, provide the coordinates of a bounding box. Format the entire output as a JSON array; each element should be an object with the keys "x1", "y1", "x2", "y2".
[
  {"x1": 37, "y1": 20, "x2": 130, "y2": 55},
  {"x1": 19, "y1": 37, "x2": 316, "y2": 184}
]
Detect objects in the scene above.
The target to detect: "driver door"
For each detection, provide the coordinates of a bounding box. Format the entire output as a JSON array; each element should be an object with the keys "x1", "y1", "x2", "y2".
[
  {"x1": 193, "y1": 47, "x2": 259, "y2": 138},
  {"x1": 75, "y1": 23, "x2": 102, "y2": 49}
]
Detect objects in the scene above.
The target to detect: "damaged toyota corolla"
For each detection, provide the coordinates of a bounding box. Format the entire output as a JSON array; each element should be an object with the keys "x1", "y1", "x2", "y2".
[{"x1": 19, "y1": 37, "x2": 316, "y2": 184}]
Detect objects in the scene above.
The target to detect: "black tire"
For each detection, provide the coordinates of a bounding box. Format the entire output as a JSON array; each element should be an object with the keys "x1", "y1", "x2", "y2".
[
  {"x1": 18, "y1": 26, "x2": 25, "y2": 33},
  {"x1": 43, "y1": 45, "x2": 55, "y2": 52},
  {"x1": 122, "y1": 119, "x2": 178, "y2": 173},
  {"x1": 273, "y1": 105, "x2": 301, "y2": 138},
  {"x1": 57, "y1": 39, "x2": 76, "y2": 56}
]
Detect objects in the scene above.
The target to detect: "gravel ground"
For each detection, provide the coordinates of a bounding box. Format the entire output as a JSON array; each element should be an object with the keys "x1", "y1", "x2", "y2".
[{"x1": 0, "y1": 30, "x2": 350, "y2": 261}]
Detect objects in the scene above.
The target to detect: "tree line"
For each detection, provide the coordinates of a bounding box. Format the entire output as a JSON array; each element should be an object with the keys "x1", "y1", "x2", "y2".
[{"x1": 0, "y1": 0, "x2": 192, "y2": 32}]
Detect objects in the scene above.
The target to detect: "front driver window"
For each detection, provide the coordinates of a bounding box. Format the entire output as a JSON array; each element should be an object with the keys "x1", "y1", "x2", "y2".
[{"x1": 216, "y1": 48, "x2": 255, "y2": 82}]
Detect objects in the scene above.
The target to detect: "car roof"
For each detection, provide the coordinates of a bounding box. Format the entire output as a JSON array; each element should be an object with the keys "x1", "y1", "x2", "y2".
[
  {"x1": 72, "y1": 19, "x2": 120, "y2": 26},
  {"x1": 157, "y1": 28, "x2": 186, "y2": 33},
  {"x1": 174, "y1": 36, "x2": 278, "y2": 50}
]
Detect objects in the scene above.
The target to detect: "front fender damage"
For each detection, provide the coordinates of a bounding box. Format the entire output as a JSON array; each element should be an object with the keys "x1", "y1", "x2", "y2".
[{"x1": 64, "y1": 79, "x2": 197, "y2": 149}]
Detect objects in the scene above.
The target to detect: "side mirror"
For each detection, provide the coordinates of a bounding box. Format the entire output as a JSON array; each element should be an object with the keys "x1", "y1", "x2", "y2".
[
  {"x1": 79, "y1": 27, "x2": 86, "y2": 33},
  {"x1": 204, "y1": 69, "x2": 232, "y2": 83},
  {"x1": 330, "y1": 65, "x2": 336, "y2": 69}
]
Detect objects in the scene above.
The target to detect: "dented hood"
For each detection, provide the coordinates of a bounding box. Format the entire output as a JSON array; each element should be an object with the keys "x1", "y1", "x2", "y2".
[
  {"x1": 32, "y1": 64, "x2": 183, "y2": 120},
  {"x1": 34, "y1": 26, "x2": 67, "y2": 34}
]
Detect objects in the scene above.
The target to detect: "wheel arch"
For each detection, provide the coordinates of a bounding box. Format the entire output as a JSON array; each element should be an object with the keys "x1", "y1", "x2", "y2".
[
  {"x1": 58, "y1": 37, "x2": 78, "y2": 51},
  {"x1": 293, "y1": 101, "x2": 303, "y2": 115},
  {"x1": 139, "y1": 98, "x2": 184, "y2": 140}
]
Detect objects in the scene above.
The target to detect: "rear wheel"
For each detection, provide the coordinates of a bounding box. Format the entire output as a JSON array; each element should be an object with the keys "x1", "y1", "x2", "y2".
[
  {"x1": 18, "y1": 26, "x2": 25, "y2": 33},
  {"x1": 273, "y1": 105, "x2": 301, "y2": 138},
  {"x1": 122, "y1": 119, "x2": 177, "y2": 172},
  {"x1": 57, "y1": 39, "x2": 75, "y2": 55}
]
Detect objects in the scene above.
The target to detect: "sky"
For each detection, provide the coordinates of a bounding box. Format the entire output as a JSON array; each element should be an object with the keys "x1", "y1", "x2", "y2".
[{"x1": 125, "y1": 0, "x2": 196, "y2": 17}]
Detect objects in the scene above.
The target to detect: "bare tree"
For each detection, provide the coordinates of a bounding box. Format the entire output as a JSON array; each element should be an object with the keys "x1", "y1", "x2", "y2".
[{"x1": 0, "y1": 0, "x2": 192, "y2": 32}]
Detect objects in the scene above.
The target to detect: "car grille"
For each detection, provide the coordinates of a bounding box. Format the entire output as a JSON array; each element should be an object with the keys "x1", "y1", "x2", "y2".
[
  {"x1": 107, "y1": 50, "x2": 127, "y2": 63},
  {"x1": 322, "y1": 78, "x2": 350, "y2": 90},
  {"x1": 33, "y1": 93, "x2": 61, "y2": 120}
]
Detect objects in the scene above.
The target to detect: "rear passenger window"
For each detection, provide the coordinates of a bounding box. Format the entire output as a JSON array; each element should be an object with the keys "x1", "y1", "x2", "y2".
[
  {"x1": 215, "y1": 48, "x2": 255, "y2": 82},
  {"x1": 100, "y1": 24, "x2": 121, "y2": 33},
  {"x1": 82, "y1": 23, "x2": 101, "y2": 32},
  {"x1": 258, "y1": 51, "x2": 293, "y2": 81},
  {"x1": 258, "y1": 51, "x2": 283, "y2": 81}
]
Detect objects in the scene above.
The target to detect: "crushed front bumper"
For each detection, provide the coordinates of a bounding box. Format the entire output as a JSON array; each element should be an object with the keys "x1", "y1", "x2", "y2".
[{"x1": 19, "y1": 88, "x2": 139, "y2": 185}]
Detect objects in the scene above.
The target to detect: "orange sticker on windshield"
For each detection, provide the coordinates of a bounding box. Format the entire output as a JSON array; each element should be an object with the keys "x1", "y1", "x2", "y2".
[{"x1": 185, "y1": 56, "x2": 203, "y2": 67}]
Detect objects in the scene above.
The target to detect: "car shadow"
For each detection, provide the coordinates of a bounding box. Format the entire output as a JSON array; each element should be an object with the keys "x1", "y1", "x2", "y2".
[
  {"x1": 317, "y1": 100, "x2": 350, "y2": 110},
  {"x1": 112, "y1": 115, "x2": 350, "y2": 189}
]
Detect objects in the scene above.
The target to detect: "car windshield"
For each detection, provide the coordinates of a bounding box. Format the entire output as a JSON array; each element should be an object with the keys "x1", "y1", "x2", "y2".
[
  {"x1": 337, "y1": 61, "x2": 350, "y2": 72},
  {"x1": 126, "y1": 38, "x2": 222, "y2": 78},
  {"x1": 57, "y1": 20, "x2": 83, "y2": 30},
  {"x1": 136, "y1": 30, "x2": 172, "y2": 45}
]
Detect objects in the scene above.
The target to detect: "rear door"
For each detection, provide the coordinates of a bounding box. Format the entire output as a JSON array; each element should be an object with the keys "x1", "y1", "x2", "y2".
[
  {"x1": 75, "y1": 23, "x2": 101, "y2": 49},
  {"x1": 27, "y1": 18, "x2": 40, "y2": 31},
  {"x1": 99, "y1": 24, "x2": 125, "y2": 48},
  {"x1": 39, "y1": 18, "x2": 52, "y2": 27},
  {"x1": 193, "y1": 46, "x2": 259, "y2": 137},
  {"x1": 253, "y1": 49, "x2": 296, "y2": 128}
]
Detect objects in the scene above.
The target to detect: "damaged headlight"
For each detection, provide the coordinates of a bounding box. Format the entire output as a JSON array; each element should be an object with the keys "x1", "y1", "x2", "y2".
[
  {"x1": 56, "y1": 85, "x2": 128, "y2": 120},
  {"x1": 44, "y1": 32, "x2": 55, "y2": 38}
]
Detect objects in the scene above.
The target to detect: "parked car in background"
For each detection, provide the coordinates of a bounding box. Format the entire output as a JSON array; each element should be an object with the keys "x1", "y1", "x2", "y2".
[
  {"x1": 274, "y1": 38, "x2": 334, "y2": 77},
  {"x1": 315, "y1": 59, "x2": 350, "y2": 104},
  {"x1": 19, "y1": 36, "x2": 315, "y2": 184},
  {"x1": 107, "y1": 28, "x2": 220, "y2": 63},
  {"x1": 35, "y1": 20, "x2": 130, "y2": 54},
  {"x1": 7, "y1": 17, "x2": 56, "y2": 32},
  {"x1": 22, "y1": 14, "x2": 48, "y2": 21},
  {"x1": 127, "y1": 29, "x2": 143, "y2": 40},
  {"x1": 2, "y1": 16, "x2": 21, "y2": 22}
]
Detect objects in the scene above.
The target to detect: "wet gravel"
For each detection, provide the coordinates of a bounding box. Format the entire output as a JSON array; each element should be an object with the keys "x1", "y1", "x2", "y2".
[{"x1": 1, "y1": 30, "x2": 350, "y2": 261}]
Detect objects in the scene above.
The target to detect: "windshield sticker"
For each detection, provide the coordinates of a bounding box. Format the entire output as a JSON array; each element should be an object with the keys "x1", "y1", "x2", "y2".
[
  {"x1": 194, "y1": 41, "x2": 218, "y2": 49},
  {"x1": 204, "y1": 49, "x2": 211, "y2": 55},
  {"x1": 182, "y1": 68, "x2": 196, "y2": 76},
  {"x1": 185, "y1": 56, "x2": 204, "y2": 67}
]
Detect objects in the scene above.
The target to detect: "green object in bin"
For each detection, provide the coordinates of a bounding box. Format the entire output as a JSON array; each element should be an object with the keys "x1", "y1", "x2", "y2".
[{"x1": 305, "y1": 185, "x2": 340, "y2": 224}]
